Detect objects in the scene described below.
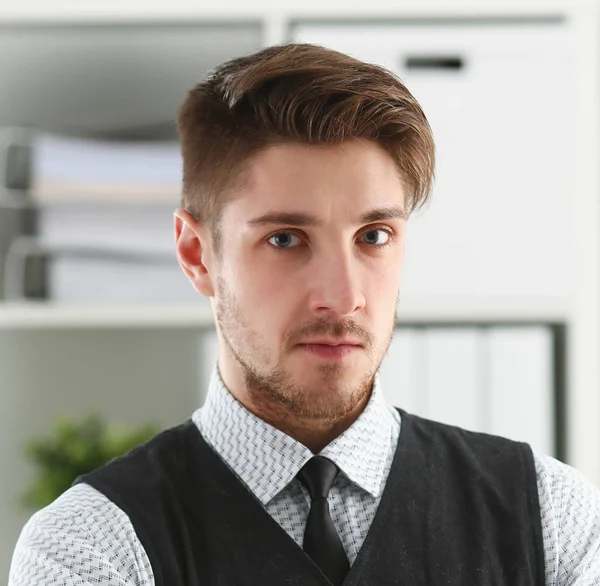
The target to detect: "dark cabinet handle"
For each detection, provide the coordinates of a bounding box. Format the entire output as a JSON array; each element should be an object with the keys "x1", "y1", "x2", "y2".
[{"x1": 404, "y1": 56, "x2": 465, "y2": 71}]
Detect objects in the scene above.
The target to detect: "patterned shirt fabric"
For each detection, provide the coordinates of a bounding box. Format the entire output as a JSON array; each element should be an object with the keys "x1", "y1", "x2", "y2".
[
  {"x1": 8, "y1": 364, "x2": 600, "y2": 585},
  {"x1": 194, "y1": 366, "x2": 400, "y2": 565}
]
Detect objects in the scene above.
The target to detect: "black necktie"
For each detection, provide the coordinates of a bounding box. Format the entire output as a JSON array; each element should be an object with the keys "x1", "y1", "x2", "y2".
[{"x1": 297, "y1": 456, "x2": 350, "y2": 585}]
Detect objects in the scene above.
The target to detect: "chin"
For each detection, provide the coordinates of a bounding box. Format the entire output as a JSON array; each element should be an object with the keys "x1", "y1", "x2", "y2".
[
  {"x1": 292, "y1": 364, "x2": 357, "y2": 388},
  {"x1": 284, "y1": 373, "x2": 371, "y2": 416},
  {"x1": 282, "y1": 392, "x2": 358, "y2": 421}
]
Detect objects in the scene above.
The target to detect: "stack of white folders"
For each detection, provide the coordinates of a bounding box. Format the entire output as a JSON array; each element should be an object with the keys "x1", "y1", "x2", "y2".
[{"x1": 8, "y1": 133, "x2": 204, "y2": 303}]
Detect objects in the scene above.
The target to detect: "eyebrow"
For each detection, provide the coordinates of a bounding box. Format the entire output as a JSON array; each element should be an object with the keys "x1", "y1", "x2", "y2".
[{"x1": 246, "y1": 205, "x2": 407, "y2": 228}]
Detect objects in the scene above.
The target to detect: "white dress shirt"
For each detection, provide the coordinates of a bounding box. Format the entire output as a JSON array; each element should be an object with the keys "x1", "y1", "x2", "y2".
[{"x1": 8, "y1": 365, "x2": 600, "y2": 585}]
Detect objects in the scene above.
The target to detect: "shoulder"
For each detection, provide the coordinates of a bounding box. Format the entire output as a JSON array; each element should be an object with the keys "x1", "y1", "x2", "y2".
[
  {"x1": 401, "y1": 410, "x2": 534, "y2": 466},
  {"x1": 534, "y1": 453, "x2": 600, "y2": 527},
  {"x1": 8, "y1": 483, "x2": 153, "y2": 586},
  {"x1": 82, "y1": 420, "x2": 197, "y2": 484},
  {"x1": 534, "y1": 453, "x2": 600, "y2": 584},
  {"x1": 74, "y1": 420, "x2": 201, "y2": 518}
]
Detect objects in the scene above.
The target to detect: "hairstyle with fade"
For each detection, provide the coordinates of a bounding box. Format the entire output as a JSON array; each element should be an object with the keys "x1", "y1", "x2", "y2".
[{"x1": 177, "y1": 43, "x2": 435, "y2": 253}]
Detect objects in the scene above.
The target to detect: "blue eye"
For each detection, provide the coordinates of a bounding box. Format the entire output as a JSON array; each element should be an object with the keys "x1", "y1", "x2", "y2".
[
  {"x1": 267, "y1": 228, "x2": 393, "y2": 250},
  {"x1": 362, "y1": 229, "x2": 391, "y2": 245},
  {"x1": 268, "y1": 232, "x2": 302, "y2": 248}
]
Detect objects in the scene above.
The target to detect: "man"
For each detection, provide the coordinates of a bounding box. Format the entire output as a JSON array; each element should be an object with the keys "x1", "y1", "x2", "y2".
[{"x1": 9, "y1": 43, "x2": 600, "y2": 585}]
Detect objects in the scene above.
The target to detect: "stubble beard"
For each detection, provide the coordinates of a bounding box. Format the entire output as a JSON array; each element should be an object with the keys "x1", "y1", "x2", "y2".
[{"x1": 215, "y1": 276, "x2": 397, "y2": 422}]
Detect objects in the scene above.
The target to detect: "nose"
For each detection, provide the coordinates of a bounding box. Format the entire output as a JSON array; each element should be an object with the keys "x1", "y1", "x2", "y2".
[{"x1": 308, "y1": 251, "x2": 366, "y2": 316}]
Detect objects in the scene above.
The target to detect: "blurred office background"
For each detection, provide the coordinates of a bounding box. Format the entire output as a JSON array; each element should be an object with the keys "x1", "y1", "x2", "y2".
[{"x1": 1, "y1": 0, "x2": 599, "y2": 578}]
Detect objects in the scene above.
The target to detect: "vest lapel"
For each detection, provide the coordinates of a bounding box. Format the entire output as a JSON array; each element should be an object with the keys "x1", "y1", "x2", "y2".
[
  {"x1": 342, "y1": 409, "x2": 542, "y2": 586},
  {"x1": 188, "y1": 424, "x2": 335, "y2": 585}
]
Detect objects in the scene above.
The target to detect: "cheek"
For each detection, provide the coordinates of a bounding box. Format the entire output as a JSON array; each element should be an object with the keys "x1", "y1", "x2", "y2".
[
  {"x1": 230, "y1": 264, "x2": 294, "y2": 324},
  {"x1": 368, "y1": 260, "x2": 401, "y2": 295},
  {"x1": 366, "y1": 272, "x2": 400, "y2": 328},
  {"x1": 248, "y1": 261, "x2": 300, "y2": 303}
]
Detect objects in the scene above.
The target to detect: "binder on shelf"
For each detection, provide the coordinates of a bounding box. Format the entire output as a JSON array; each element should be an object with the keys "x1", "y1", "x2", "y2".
[
  {"x1": 421, "y1": 328, "x2": 485, "y2": 433},
  {"x1": 488, "y1": 327, "x2": 555, "y2": 457},
  {"x1": 31, "y1": 134, "x2": 182, "y2": 200},
  {"x1": 2, "y1": 236, "x2": 200, "y2": 303},
  {"x1": 378, "y1": 328, "x2": 421, "y2": 414},
  {"x1": 0, "y1": 127, "x2": 32, "y2": 190}
]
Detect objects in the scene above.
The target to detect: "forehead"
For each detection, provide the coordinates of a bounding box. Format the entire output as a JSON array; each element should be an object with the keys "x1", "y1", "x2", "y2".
[{"x1": 227, "y1": 140, "x2": 406, "y2": 222}]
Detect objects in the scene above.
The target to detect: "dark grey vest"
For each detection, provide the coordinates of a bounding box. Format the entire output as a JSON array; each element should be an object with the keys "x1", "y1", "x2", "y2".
[{"x1": 74, "y1": 409, "x2": 545, "y2": 585}]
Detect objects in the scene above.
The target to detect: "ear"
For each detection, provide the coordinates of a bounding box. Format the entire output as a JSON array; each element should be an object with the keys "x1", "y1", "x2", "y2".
[{"x1": 174, "y1": 208, "x2": 215, "y2": 297}]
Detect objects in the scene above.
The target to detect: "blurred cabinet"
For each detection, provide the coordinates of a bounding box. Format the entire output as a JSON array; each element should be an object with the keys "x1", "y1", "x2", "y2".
[
  {"x1": 379, "y1": 325, "x2": 557, "y2": 457},
  {"x1": 292, "y1": 22, "x2": 572, "y2": 301}
]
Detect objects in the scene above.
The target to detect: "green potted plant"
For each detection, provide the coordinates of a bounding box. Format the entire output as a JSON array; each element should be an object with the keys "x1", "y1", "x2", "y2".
[{"x1": 21, "y1": 412, "x2": 159, "y2": 511}]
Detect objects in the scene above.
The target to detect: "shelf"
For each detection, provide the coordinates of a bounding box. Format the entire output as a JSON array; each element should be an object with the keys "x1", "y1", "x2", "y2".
[
  {"x1": 0, "y1": 301, "x2": 216, "y2": 330},
  {"x1": 396, "y1": 296, "x2": 568, "y2": 324},
  {"x1": 0, "y1": 0, "x2": 572, "y2": 23},
  {"x1": 0, "y1": 297, "x2": 568, "y2": 330}
]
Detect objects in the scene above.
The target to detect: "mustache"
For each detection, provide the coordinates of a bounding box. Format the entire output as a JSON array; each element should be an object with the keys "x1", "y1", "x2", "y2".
[{"x1": 288, "y1": 319, "x2": 373, "y2": 347}]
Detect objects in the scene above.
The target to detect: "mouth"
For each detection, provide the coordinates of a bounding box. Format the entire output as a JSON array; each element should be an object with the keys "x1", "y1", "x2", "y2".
[{"x1": 296, "y1": 342, "x2": 362, "y2": 360}]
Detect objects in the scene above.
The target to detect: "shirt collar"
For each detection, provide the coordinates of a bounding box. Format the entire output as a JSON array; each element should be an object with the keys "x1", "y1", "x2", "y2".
[{"x1": 193, "y1": 365, "x2": 397, "y2": 505}]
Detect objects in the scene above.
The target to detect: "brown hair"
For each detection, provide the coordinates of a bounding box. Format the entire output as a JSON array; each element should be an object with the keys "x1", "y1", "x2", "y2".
[{"x1": 177, "y1": 43, "x2": 435, "y2": 250}]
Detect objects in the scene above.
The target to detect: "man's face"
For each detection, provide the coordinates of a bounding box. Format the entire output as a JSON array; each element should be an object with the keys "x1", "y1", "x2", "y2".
[{"x1": 190, "y1": 140, "x2": 406, "y2": 422}]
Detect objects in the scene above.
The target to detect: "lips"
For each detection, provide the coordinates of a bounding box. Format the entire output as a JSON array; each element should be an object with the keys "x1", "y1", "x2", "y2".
[
  {"x1": 298, "y1": 339, "x2": 362, "y2": 347},
  {"x1": 297, "y1": 340, "x2": 362, "y2": 361}
]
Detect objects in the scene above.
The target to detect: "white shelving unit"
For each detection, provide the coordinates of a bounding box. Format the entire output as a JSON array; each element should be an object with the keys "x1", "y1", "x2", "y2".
[
  {"x1": 0, "y1": 0, "x2": 596, "y2": 477},
  {"x1": 0, "y1": 296, "x2": 569, "y2": 329},
  {"x1": 0, "y1": 0, "x2": 596, "y2": 457},
  {"x1": 0, "y1": 5, "x2": 598, "y2": 575}
]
